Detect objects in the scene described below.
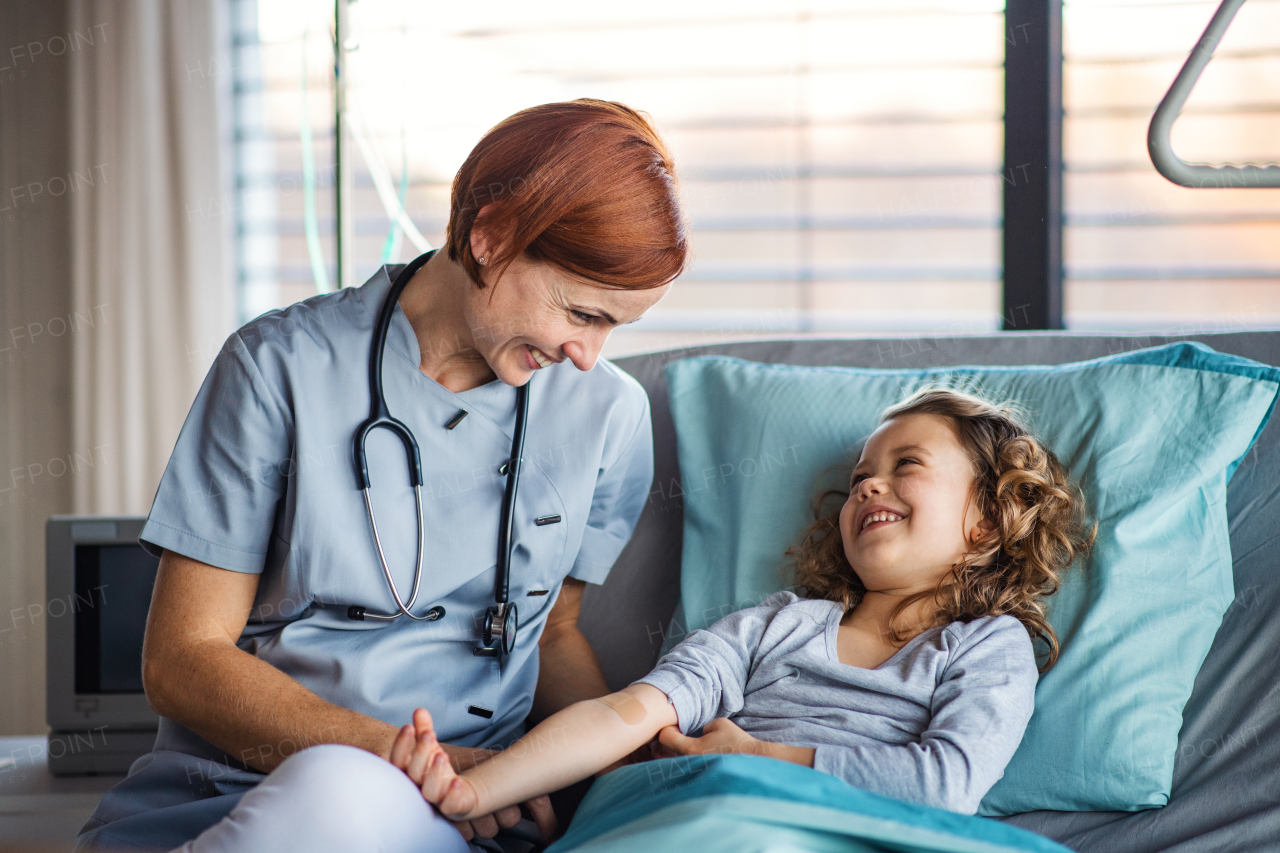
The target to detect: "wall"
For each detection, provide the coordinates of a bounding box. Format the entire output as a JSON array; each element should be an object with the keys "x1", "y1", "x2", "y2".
[{"x1": 0, "y1": 1, "x2": 76, "y2": 736}]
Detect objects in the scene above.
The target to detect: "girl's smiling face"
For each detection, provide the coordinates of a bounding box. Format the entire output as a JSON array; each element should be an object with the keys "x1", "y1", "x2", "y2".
[{"x1": 838, "y1": 413, "x2": 992, "y2": 595}]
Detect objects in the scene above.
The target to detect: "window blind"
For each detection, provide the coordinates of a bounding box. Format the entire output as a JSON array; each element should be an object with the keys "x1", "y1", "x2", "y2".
[
  {"x1": 234, "y1": 0, "x2": 1007, "y2": 353},
  {"x1": 1063, "y1": 0, "x2": 1280, "y2": 331},
  {"x1": 230, "y1": 0, "x2": 1279, "y2": 350}
]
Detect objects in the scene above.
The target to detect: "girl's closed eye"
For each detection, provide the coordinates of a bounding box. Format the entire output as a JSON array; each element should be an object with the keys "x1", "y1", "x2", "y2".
[{"x1": 850, "y1": 457, "x2": 918, "y2": 488}]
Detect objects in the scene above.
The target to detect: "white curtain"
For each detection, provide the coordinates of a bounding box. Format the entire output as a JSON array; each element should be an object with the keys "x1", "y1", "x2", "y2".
[{"x1": 69, "y1": 0, "x2": 236, "y2": 514}]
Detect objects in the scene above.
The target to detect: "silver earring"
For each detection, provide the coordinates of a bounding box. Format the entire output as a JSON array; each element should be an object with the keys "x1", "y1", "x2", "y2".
[{"x1": 477, "y1": 256, "x2": 486, "y2": 265}]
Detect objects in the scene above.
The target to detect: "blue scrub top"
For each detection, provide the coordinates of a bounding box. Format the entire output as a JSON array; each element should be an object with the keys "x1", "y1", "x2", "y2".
[{"x1": 139, "y1": 261, "x2": 654, "y2": 757}]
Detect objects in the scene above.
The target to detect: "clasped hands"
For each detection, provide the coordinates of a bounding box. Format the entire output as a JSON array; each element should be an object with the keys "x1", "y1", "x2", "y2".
[
  {"x1": 390, "y1": 708, "x2": 554, "y2": 844},
  {"x1": 389, "y1": 707, "x2": 778, "y2": 843}
]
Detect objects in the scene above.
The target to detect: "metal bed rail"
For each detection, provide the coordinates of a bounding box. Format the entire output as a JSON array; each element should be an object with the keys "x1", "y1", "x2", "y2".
[{"x1": 1148, "y1": 0, "x2": 1280, "y2": 188}]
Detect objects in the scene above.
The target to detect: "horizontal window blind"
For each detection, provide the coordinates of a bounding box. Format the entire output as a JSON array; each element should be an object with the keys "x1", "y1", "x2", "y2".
[
  {"x1": 230, "y1": 0, "x2": 1280, "y2": 350},
  {"x1": 231, "y1": 0, "x2": 339, "y2": 322},
  {"x1": 233, "y1": 0, "x2": 1006, "y2": 354},
  {"x1": 1063, "y1": 0, "x2": 1280, "y2": 331}
]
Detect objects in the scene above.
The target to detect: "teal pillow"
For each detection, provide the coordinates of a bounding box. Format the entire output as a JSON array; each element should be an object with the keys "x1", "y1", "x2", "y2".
[{"x1": 660, "y1": 342, "x2": 1280, "y2": 815}]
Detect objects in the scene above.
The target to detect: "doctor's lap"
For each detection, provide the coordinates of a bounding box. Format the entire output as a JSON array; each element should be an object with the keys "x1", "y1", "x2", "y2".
[{"x1": 170, "y1": 745, "x2": 472, "y2": 853}]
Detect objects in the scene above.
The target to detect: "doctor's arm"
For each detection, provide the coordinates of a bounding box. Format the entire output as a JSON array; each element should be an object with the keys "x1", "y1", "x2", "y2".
[
  {"x1": 141, "y1": 548, "x2": 490, "y2": 774},
  {"x1": 533, "y1": 578, "x2": 661, "y2": 777},
  {"x1": 531, "y1": 577, "x2": 611, "y2": 721},
  {"x1": 531, "y1": 390, "x2": 656, "y2": 723}
]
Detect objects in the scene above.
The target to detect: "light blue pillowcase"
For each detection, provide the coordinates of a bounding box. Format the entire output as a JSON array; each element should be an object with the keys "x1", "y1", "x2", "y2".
[{"x1": 660, "y1": 342, "x2": 1280, "y2": 815}]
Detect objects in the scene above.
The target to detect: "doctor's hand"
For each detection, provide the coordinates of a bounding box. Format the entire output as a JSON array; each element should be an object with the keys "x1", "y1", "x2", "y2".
[{"x1": 391, "y1": 708, "x2": 558, "y2": 844}]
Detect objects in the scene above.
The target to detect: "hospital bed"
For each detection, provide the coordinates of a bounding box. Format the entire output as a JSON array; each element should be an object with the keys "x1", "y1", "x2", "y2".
[{"x1": 580, "y1": 330, "x2": 1280, "y2": 853}]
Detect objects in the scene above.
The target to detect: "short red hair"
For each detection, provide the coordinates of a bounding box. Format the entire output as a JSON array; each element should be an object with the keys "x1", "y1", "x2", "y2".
[{"x1": 445, "y1": 99, "x2": 689, "y2": 291}]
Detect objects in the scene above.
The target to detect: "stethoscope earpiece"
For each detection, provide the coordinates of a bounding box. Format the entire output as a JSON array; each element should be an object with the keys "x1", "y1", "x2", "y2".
[{"x1": 347, "y1": 605, "x2": 444, "y2": 622}]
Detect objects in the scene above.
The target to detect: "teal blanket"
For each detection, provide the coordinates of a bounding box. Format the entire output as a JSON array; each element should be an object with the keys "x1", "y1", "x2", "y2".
[{"x1": 545, "y1": 756, "x2": 1070, "y2": 853}]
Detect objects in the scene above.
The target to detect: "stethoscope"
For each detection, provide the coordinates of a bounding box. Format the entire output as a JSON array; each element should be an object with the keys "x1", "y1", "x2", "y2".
[{"x1": 345, "y1": 249, "x2": 526, "y2": 660}]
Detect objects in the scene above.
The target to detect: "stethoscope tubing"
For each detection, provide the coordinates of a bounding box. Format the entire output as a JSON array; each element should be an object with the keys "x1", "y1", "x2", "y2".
[
  {"x1": 350, "y1": 249, "x2": 527, "y2": 656},
  {"x1": 360, "y1": 483, "x2": 429, "y2": 620},
  {"x1": 495, "y1": 379, "x2": 529, "y2": 605},
  {"x1": 354, "y1": 250, "x2": 434, "y2": 491}
]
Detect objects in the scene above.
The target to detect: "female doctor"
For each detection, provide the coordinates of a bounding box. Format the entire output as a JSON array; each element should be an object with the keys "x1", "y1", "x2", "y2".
[{"x1": 74, "y1": 99, "x2": 688, "y2": 853}]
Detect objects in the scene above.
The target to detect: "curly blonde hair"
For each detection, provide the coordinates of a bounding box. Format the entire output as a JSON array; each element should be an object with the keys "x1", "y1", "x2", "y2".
[{"x1": 785, "y1": 387, "x2": 1094, "y2": 673}]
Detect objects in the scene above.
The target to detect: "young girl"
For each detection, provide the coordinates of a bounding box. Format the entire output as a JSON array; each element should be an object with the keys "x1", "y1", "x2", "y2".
[{"x1": 391, "y1": 387, "x2": 1092, "y2": 829}]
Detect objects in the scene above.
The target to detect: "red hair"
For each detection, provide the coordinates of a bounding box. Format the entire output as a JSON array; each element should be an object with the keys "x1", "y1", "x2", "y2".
[{"x1": 445, "y1": 99, "x2": 689, "y2": 291}]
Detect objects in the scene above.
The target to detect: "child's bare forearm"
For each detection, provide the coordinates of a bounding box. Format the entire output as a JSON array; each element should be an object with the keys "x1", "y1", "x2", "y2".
[{"x1": 459, "y1": 683, "x2": 677, "y2": 817}]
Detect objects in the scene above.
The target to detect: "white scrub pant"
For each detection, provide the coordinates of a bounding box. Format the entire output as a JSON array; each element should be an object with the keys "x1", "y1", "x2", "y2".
[{"x1": 169, "y1": 744, "x2": 471, "y2": 853}]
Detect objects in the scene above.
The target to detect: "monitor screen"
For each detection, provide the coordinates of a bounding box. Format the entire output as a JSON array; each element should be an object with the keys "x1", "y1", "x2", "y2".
[{"x1": 73, "y1": 544, "x2": 159, "y2": 694}]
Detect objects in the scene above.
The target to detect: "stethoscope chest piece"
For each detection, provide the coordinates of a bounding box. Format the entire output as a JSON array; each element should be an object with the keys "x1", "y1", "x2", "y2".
[{"x1": 476, "y1": 601, "x2": 519, "y2": 657}]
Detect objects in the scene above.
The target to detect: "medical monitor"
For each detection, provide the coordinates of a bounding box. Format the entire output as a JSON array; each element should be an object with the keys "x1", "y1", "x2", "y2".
[{"x1": 46, "y1": 516, "x2": 160, "y2": 774}]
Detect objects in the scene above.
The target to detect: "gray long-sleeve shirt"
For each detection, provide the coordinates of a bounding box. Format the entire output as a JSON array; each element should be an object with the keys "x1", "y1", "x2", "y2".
[{"x1": 633, "y1": 590, "x2": 1038, "y2": 815}]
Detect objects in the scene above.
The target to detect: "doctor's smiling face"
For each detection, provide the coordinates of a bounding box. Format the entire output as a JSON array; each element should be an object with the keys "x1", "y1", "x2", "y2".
[
  {"x1": 464, "y1": 231, "x2": 670, "y2": 384},
  {"x1": 401, "y1": 237, "x2": 671, "y2": 393},
  {"x1": 416, "y1": 101, "x2": 687, "y2": 392}
]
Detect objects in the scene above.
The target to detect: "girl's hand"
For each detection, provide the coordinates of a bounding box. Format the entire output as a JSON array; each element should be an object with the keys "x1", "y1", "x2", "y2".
[
  {"x1": 389, "y1": 708, "x2": 558, "y2": 843},
  {"x1": 658, "y1": 718, "x2": 817, "y2": 768},
  {"x1": 389, "y1": 709, "x2": 480, "y2": 813},
  {"x1": 657, "y1": 717, "x2": 761, "y2": 757}
]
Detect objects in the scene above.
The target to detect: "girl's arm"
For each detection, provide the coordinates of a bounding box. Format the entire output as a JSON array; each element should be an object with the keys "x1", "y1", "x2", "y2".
[{"x1": 398, "y1": 682, "x2": 678, "y2": 820}]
